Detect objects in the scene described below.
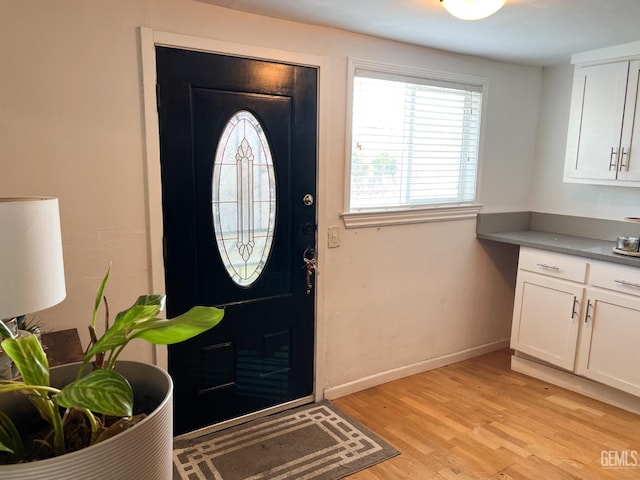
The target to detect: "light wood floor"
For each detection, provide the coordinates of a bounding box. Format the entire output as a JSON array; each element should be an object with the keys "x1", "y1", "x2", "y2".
[{"x1": 332, "y1": 350, "x2": 640, "y2": 479}]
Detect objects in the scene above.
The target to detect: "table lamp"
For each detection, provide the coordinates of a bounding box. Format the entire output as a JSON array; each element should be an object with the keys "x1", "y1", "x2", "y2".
[{"x1": 0, "y1": 197, "x2": 66, "y2": 327}]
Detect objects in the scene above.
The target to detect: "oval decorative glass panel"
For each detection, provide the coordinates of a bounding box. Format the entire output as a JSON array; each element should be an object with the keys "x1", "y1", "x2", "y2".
[{"x1": 212, "y1": 110, "x2": 276, "y2": 287}]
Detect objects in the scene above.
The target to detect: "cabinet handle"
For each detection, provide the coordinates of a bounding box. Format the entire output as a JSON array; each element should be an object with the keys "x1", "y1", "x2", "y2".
[
  {"x1": 571, "y1": 296, "x2": 578, "y2": 320},
  {"x1": 619, "y1": 147, "x2": 629, "y2": 172},
  {"x1": 585, "y1": 299, "x2": 592, "y2": 324},
  {"x1": 614, "y1": 279, "x2": 640, "y2": 288},
  {"x1": 609, "y1": 147, "x2": 618, "y2": 171},
  {"x1": 536, "y1": 263, "x2": 560, "y2": 271}
]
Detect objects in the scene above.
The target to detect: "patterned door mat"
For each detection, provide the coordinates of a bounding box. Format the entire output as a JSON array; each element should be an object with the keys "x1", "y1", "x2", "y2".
[{"x1": 173, "y1": 401, "x2": 399, "y2": 480}]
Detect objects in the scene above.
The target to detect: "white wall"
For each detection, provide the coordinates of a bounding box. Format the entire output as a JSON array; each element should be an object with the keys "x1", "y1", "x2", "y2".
[
  {"x1": 531, "y1": 62, "x2": 640, "y2": 219},
  {"x1": 0, "y1": 0, "x2": 540, "y2": 393}
]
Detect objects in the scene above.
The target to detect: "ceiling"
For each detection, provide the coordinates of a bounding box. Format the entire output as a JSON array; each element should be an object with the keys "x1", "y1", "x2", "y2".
[{"x1": 196, "y1": 0, "x2": 640, "y2": 66}]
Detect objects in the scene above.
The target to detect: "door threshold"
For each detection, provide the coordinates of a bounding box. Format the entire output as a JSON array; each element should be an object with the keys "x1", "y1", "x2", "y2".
[{"x1": 174, "y1": 395, "x2": 315, "y2": 441}]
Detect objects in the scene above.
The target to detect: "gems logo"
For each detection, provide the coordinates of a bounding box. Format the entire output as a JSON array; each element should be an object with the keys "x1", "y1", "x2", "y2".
[{"x1": 601, "y1": 450, "x2": 638, "y2": 468}]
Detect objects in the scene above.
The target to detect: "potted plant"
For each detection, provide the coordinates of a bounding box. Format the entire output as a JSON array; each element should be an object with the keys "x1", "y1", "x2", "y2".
[{"x1": 0, "y1": 267, "x2": 224, "y2": 479}]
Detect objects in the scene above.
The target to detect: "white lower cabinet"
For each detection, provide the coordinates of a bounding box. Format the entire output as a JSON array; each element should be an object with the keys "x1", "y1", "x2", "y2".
[
  {"x1": 576, "y1": 261, "x2": 640, "y2": 397},
  {"x1": 511, "y1": 248, "x2": 640, "y2": 399},
  {"x1": 511, "y1": 271, "x2": 583, "y2": 370}
]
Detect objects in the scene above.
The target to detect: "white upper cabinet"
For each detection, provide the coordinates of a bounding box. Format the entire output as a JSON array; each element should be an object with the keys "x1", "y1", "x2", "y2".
[
  {"x1": 619, "y1": 63, "x2": 640, "y2": 182},
  {"x1": 564, "y1": 42, "x2": 640, "y2": 186}
]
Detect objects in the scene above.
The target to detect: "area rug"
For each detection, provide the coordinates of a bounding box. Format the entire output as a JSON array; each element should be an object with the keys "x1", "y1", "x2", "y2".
[{"x1": 173, "y1": 401, "x2": 399, "y2": 480}]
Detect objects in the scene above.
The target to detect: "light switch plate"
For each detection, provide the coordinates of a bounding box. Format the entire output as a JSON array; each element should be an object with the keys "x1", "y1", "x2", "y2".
[{"x1": 327, "y1": 225, "x2": 340, "y2": 248}]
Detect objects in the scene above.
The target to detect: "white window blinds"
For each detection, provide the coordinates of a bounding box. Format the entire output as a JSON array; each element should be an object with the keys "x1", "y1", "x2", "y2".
[{"x1": 349, "y1": 69, "x2": 483, "y2": 211}]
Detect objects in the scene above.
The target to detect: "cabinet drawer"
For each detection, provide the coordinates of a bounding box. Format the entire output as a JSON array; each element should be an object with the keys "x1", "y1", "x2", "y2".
[
  {"x1": 518, "y1": 248, "x2": 588, "y2": 283},
  {"x1": 590, "y1": 261, "x2": 640, "y2": 296}
]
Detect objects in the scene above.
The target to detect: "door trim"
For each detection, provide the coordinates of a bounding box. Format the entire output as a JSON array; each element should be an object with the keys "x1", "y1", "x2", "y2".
[
  {"x1": 174, "y1": 395, "x2": 314, "y2": 441},
  {"x1": 138, "y1": 27, "x2": 328, "y2": 405}
]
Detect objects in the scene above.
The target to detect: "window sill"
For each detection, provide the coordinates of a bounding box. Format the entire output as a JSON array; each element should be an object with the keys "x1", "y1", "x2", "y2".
[{"x1": 340, "y1": 204, "x2": 482, "y2": 229}]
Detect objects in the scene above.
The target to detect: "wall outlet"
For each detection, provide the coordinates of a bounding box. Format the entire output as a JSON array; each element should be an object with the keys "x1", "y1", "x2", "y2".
[{"x1": 327, "y1": 225, "x2": 340, "y2": 248}]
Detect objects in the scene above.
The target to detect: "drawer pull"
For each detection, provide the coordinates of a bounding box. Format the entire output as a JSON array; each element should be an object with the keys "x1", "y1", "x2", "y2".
[
  {"x1": 609, "y1": 147, "x2": 618, "y2": 170},
  {"x1": 620, "y1": 147, "x2": 629, "y2": 172},
  {"x1": 536, "y1": 263, "x2": 560, "y2": 271},
  {"x1": 571, "y1": 296, "x2": 578, "y2": 320},
  {"x1": 614, "y1": 279, "x2": 640, "y2": 289},
  {"x1": 585, "y1": 300, "x2": 593, "y2": 324}
]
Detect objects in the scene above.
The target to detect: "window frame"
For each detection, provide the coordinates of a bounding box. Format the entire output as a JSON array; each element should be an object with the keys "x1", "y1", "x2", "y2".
[{"x1": 342, "y1": 58, "x2": 487, "y2": 228}]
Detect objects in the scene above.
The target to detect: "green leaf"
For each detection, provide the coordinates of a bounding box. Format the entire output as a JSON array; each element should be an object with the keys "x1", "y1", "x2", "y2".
[
  {"x1": 53, "y1": 370, "x2": 133, "y2": 417},
  {"x1": 1, "y1": 334, "x2": 49, "y2": 386},
  {"x1": 0, "y1": 381, "x2": 40, "y2": 394},
  {"x1": 0, "y1": 321, "x2": 14, "y2": 340},
  {"x1": 134, "y1": 306, "x2": 224, "y2": 345},
  {"x1": 133, "y1": 294, "x2": 166, "y2": 311},
  {"x1": 84, "y1": 329, "x2": 127, "y2": 360},
  {"x1": 113, "y1": 303, "x2": 163, "y2": 331},
  {"x1": 0, "y1": 440, "x2": 14, "y2": 454},
  {"x1": 85, "y1": 304, "x2": 160, "y2": 359},
  {"x1": 92, "y1": 266, "x2": 111, "y2": 328},
  {"x1": 0, "y1": 382, "x2": 60, "y2": 431},
  {"x1": 0, "y1": 411, "x2": 25, "y2": 460}
]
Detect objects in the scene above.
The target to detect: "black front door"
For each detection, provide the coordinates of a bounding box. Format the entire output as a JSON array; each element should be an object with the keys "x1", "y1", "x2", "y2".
[{"x1": 156, "y1": 47, "x2": 317, "y2": 435}]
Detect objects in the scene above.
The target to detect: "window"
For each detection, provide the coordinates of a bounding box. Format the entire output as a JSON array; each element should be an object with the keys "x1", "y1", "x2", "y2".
[
  {"x1": 343, "y1": 59, "x2": 485, "y2": 227},
  {"x1": 212, "y1": 110, "x2": 276, "y2": 287}
]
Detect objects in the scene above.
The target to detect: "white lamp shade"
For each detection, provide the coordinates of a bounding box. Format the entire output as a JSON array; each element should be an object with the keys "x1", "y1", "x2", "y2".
[
  {"x1": 0, "y1": 197, "x2": 66, "y2": 319},
  {"x1": 441, "y1": 0, "x2": 506, "y2": 20}
]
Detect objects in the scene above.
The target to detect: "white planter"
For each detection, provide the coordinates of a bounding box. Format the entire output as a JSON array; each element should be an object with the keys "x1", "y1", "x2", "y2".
[{"x1": 0, "y1": 361, "x2": 173, "y2": 480}]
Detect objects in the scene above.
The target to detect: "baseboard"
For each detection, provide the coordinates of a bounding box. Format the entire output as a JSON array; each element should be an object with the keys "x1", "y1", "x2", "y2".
[
  {"x1": 324, "y1": 339, "x2": 509, "y2": 400},
  {"x1": 511, "y1": 354, "x2": 640, "y2": 415}
]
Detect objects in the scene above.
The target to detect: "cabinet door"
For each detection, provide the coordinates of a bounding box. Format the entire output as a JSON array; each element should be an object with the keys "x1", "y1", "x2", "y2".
[
  {"x1": 617, "y1": 60, "x2": 640, "y2": 181},
  {"x1": 576, "y1": 289, "x2": 640, "y2": 397},
  {"x1": 564, "y1": 61, "x2": 629, "y2": 181},
  {"x1": 511, "y1": 271, "x2": 583, "y2": 370}
]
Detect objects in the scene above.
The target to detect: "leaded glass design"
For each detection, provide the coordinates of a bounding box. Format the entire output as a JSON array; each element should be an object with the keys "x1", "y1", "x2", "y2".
[{"x1": 212, "y1": 110, "x2": 276, "y2": 287}]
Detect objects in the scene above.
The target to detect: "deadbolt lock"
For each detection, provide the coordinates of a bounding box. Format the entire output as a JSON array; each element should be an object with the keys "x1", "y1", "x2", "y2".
[{"x1": 303, "y1": 194, "x2": 314, "y2": 206}]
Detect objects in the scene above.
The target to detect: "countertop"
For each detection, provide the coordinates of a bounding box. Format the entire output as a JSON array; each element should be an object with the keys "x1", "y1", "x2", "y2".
[{"x1": 477, "y1": 230, "x2": 640, "y2": 267}]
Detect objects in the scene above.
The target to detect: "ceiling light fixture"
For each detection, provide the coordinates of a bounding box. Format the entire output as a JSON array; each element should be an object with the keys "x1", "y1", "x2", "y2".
[{"x1": 440, "y1": 0, "x2": 506, "y2": 21}]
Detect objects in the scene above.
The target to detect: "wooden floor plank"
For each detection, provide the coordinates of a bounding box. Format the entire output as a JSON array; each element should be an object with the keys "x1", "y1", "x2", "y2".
[{"x1": 332, "y1": 349, "x2": 640, "y2": 479}]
